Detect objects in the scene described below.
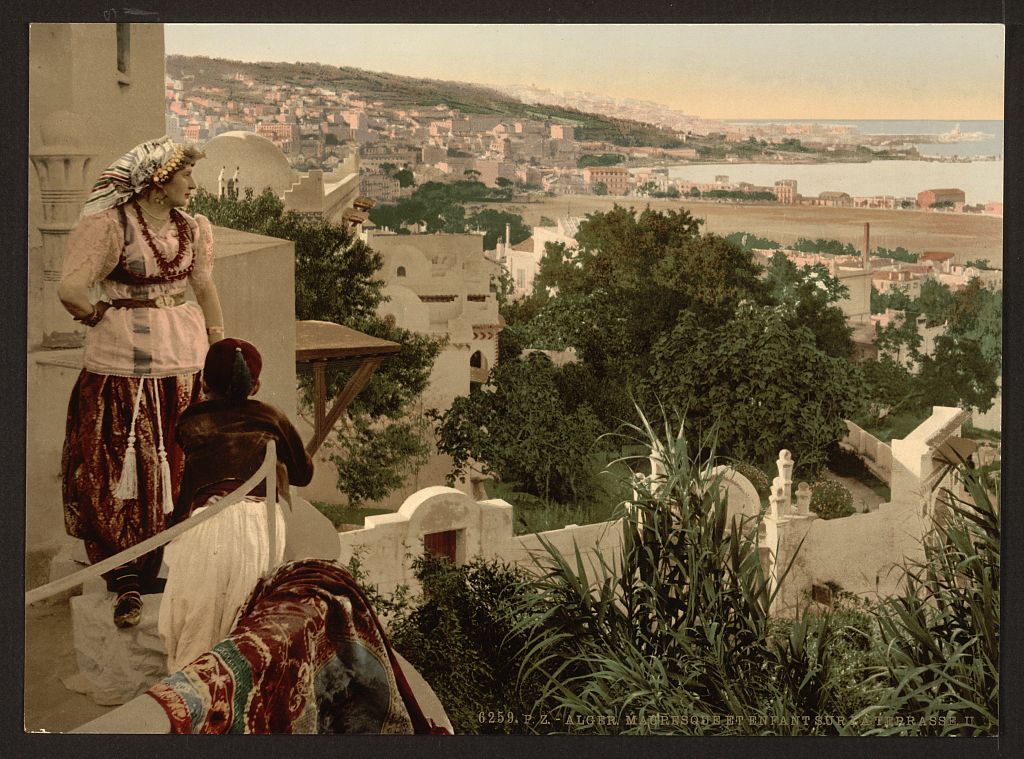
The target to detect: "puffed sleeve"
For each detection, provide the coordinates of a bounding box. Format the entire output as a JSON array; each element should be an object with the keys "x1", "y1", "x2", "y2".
[
  {"x1": 60, "y1": 211, "x2": 122, "y2": 287},
  {"x1": 274, "y1": 408, "x2": 315, "y2": 487},
  {"x1": 188, "y1": 213, "x2": 217, "y2": 295}
]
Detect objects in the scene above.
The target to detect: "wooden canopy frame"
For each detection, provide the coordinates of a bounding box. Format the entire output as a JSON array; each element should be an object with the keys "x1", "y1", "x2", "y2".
[{"x1": 296, "y1": 320, "x2": 400, "y2": 456}]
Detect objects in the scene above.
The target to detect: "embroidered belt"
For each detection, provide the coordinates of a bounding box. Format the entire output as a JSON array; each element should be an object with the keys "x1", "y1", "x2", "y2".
[{"x1": 110, "y1": 294, "x2": 186, "y2": 309}]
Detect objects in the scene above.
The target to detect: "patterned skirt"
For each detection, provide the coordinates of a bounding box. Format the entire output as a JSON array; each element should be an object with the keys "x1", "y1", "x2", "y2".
[{"x1": 61, "y1": 369, "x2": 201, "y2": 591}]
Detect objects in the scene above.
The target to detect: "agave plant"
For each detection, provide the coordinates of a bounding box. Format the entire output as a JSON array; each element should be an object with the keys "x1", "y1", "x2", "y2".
[
  {"x1": 849, "y1": 462, "x2": 1000, "y2": 736},
  {"x1": 513, "y1": 407, "x2": 846, "y2": 735}
]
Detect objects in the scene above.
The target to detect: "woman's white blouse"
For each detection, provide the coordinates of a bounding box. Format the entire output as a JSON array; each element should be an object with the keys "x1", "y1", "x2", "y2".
[{"x1": 61, "y1": 207, "x2": 216, "y2": 377}]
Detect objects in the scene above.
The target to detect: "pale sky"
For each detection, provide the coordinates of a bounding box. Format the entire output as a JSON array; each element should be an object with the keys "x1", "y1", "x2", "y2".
[{"x1": 165, "y1": 24, "x2": 1004, "y2": 121}]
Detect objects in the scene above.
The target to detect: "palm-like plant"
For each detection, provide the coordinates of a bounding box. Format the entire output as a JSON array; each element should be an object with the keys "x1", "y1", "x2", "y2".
[
  {"x1": 513, "y1": 408, "x2": 843, "y2": 735},
  {"x1": 850, "y1": 462, "x2": 1000, "y2": 735}
]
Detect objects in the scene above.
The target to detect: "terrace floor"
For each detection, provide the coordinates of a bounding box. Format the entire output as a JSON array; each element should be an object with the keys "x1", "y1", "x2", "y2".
[{"x1": 24, "y1": 597, "x2": 112, "y2": 733}]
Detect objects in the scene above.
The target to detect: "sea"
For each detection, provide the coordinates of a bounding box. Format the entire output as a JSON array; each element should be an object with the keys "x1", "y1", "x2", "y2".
[{"x1": 646, "y1": 120, "x2": 1004, "y2": 204}]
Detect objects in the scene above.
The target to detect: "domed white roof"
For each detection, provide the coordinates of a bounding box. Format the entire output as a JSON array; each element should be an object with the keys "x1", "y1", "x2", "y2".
[{"x1": 193, "y1": 131, "x2": 296, "y2": 197}]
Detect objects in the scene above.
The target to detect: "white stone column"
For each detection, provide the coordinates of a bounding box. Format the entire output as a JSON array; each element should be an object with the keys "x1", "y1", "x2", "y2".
[
  {"x1": 30, "y1": 111, "x2": 95, "y2": 348},
  {"x1": 776, "y1": 449, "x2": 794, "y2": 511},
  {"x1": 769, "y1": 477, "x2": 787, "y2": 518},
  {"x1": 794, "y1": 481, "x2": 812, "y2": 516}
]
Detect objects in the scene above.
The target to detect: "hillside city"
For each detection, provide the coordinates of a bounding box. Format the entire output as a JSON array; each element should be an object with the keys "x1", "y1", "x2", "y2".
[{"x1": 165, "y1": 56, "x2": 1002, "y2": 214}]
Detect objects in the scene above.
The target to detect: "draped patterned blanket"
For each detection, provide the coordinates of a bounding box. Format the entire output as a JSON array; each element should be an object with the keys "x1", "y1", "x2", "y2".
[{"x1": 145, "y1": 559, "x2": 446, "y2": 734}]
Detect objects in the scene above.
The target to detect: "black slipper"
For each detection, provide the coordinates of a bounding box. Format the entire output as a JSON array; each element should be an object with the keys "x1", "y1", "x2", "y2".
[{"x1": 113, "y1": 590, "x2": 143, "y2": 628}]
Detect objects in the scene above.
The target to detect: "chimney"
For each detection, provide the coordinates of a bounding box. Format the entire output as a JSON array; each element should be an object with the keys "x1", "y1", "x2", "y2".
[
  {"x1": 863, "y1": 222, "x2": 870, "y2": 270},
  {"x1": 505, "y1": 223, "x2": 511, "y2": 250}
]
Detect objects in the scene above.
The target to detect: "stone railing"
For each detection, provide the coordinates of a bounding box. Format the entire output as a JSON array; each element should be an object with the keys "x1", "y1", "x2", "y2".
[
  {"x1": 841, "y1": 419, "x2": 893, "y2": 483},
  {"x1": 26, "y1": 442, "x2": 279, "y2": 608},
  {"x1": 27, "y1": 224, "x2": 297, "y2": 561}
]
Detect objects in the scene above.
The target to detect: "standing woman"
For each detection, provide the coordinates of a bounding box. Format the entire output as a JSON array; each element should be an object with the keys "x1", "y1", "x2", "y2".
[{"x1": 58, "y1": 137, "x2": 225, "y2": 628}]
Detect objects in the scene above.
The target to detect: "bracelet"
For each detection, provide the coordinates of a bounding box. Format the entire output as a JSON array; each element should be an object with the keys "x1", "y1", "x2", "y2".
[
  {"x1": 74, "y1": 302, "x2": 108, "y2": 327},
  {"x1": 206, "y1": 325, "x2": 225, "y2": 335}
]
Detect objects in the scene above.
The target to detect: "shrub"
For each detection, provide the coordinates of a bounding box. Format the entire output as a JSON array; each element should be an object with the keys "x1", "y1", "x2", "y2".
[
  {"x1": 732, "y1": 461, "x2": 771, "y2": 498},
  {"x1": 810, "y1": 479, "x2": 855, "y2": 519},
  {"x1": 386, "y1": 555, "x2": 538, "y2": 734}
]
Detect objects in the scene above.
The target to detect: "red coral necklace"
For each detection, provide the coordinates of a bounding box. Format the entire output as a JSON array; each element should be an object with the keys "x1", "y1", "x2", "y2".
[{"x1": 132, "y1": 201, "x2": 192, "y2": 277}]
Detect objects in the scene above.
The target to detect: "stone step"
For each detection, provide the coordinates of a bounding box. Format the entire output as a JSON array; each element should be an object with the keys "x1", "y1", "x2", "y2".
[{"x1": 65, "y1": 591, "x2": 168, "y2": 706}]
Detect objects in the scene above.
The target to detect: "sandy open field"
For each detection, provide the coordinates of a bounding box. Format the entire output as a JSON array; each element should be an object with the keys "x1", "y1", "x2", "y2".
[{"x1": 483, "y1": 197, "x2": 1003, "y2": 267}]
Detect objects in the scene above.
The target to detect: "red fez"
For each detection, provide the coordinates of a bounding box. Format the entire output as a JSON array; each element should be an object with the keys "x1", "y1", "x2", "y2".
[{"x1": 203, "y1": 338, "x2": 263, "y2": 395}]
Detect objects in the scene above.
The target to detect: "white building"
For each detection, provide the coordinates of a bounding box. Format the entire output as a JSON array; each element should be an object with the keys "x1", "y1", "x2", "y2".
[
  {"x1": 368, "y1": 231, "x2": 503, "y2": 410},
  {"x1": 192, "y1": 130, "x2": 362, "y2": 225},
  {"x1": 504, "y1": 216, "x2": 582, "y2": 298}
]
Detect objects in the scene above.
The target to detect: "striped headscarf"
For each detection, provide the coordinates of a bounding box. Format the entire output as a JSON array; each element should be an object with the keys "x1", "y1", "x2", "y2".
[{"x1": 81, "y1": 137, "x2": 188, "y2": 216}]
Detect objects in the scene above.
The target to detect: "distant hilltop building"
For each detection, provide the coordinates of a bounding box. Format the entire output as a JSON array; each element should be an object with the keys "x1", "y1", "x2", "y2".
[
  {"x1": 192, "y1": 131, "x2": 363, "y2": 225},
  {"x1": 582, "y1": 165, "x2": 630, "y2": 195},
  {"x1": 917, "y1": 188, "x2": 965, "y2": 208}
]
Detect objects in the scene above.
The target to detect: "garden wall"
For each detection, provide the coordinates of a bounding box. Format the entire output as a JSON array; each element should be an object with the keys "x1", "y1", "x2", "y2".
[
  {"x1": 336, "y1": 486, "x2": 623, "y2": 597},
  {"x1": 841, "y1": 420, "x2": 893, "y2": 483}
]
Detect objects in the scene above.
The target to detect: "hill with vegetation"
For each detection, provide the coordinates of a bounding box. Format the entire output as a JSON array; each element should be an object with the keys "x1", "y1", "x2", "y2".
[{"x1": 166, "y1": 54, "x2": 685, "y2": 147}]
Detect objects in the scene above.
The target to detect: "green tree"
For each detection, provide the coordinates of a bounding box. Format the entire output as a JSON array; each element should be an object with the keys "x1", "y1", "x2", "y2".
[
  {"x1": 874, "y1": 315, "x2": 923, "y2": 367},
  {"x1": 916, "y1": 336, "x2": 999, "y2": 413},
  {"x1": 379, "y1": 162, "x2": 397, "y2": 175},
  {"x1": 916, "y1": 279, "x2": 955, "y2": 326},
  {"x1": 947, "y1": 279, "x2": 997, "y2": 345},
  {"x1": 763, "y1": 254, "x2": 854, "y2": 359},
  {"x1": 188, "y1": 187, "x2": 442, "y2": 503},
  {"x1": 577, "y1": 153, "x2": 625, "y2": 168},
  {"x1": 495, "y1": 176, "x2": 514, "y2": 189},
  {"x1": 523, "y1": 206, "x2": 769, "y2": 426},
  {"x1": 431, "y1": 352, "x2": 606, "y2": 503},
  {"x1": 872, "y1": 246, "x2": 918, "y2": 264},
  {"x1": 725, "y1": 231, "x2": 781, "y2": 252},
  {"x1": 394, "y1": 168, "x2": 415, "y2": 187},
  {"x1": 387, "y1": 555, "x2": 537, "y2": 734},
  {"x1": 792, "y1": 238, "x2": 857, "y2": 256},
  {"x1": 870, "y1": 285, "x2": 916, "y2": 315},
  {"x1": 592, "y1": 181, "x2": 609, "y2": 196},
  {"x1": 467, "y1": 209, "x2": 530, "y2": 250},
  {"x1": 368, "y1": 179, "x2": 512, "y2": 233},
  {"x1": 860, "y1": 356, "x2": 918, "y2": 420},
  {"x1": 642, "y1": 305, "x2": 866, "y2": 476}
]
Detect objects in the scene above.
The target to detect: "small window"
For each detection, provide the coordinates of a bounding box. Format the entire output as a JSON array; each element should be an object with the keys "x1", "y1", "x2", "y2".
[
  {"x1": 470, "y1": 350, "x2": 483, "y2": 369},
  {"x1": 116, "y1": 24, "x2": 131, "y2": 82},
  {"x1": 396, "y1": 266, "x2": 406, "y2": 277},
  {"x1": 423, "y1": 530, "x2": 459, "y2": 565}
]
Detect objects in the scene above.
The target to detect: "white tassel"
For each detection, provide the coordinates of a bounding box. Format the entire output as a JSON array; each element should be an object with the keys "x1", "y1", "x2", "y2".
[
  {"x1": 152, "y1": 378, "x2": 176, "y2": 515},
  {"x1": 113, "y1": 436, "x2": 138, "y2": 501},
  {"x1": 159, "y1": 456, "x2": 175, "y2": 516},
  {"x1": 113, "y1": 378, "x2": 147, "y2": 501}
]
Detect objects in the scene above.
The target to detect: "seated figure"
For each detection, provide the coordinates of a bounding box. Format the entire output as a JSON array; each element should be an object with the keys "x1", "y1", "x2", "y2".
[{"x1": 158, "y1": 338, "x2": 313, "y2": 672}]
